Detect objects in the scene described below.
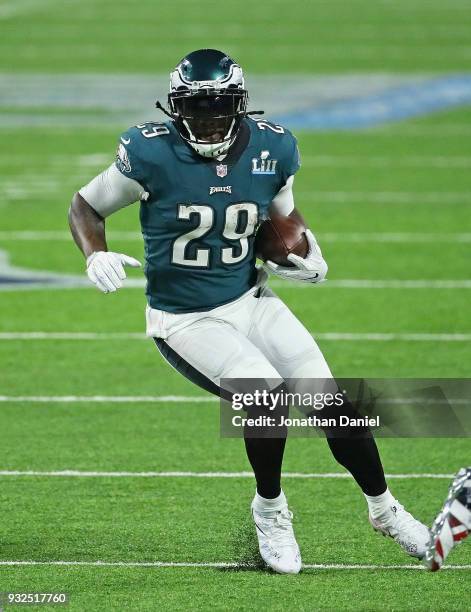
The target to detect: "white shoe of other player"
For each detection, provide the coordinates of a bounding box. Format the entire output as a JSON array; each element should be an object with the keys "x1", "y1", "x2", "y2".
[
  {"x1": 369, "y1": 500, "x2": 430, "y2": 559},
  {"x1": 425, "y1": 467, "x2": 471, "y2": 571},
  {"x1": 251, "y1": 492, "x2": 302, "y2": 574}
]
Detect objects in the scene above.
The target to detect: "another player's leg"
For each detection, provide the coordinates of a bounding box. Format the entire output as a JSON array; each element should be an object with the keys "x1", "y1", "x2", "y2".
[
  {"x1": 248, "y1": 286, "x2": 429, "y2": 559},
  {"x1": 154, "y1": 314, "x2": 301, "y2": 573},
  {"x1": 425, "y1": 467, "x2": 471, "y2": 570}
]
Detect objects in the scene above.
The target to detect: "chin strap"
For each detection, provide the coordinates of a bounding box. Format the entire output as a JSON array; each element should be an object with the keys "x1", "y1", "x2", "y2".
[{"x1": 155, "y1": 100, "x2": 175, "y2": 119}]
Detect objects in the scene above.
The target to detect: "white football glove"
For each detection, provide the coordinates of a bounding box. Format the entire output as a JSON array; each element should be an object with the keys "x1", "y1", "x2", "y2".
[
  {"x1": 264, "y1": 229, "x2": 327, "y2": 283},
  {"x1": 86, "y1": 251, "x2": 141, "y2": 293}
]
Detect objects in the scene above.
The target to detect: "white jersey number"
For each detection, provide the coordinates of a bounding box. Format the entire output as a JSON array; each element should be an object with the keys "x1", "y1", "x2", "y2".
[
  {"x1": 171, "y1": 202, "x2": 258, "y2": 268},
  {"x1": 136, "y1": 123, "x2": 170, "y2": 138},
  {"x1": 253, "y1": 119, "x2": 285, "y2": 134},
  {"x1": 172, "y1": 205, "x2": 214, "y2": 267},
  {"x1": 222, "y1": 203, "x2": 258, "y2": 264}
]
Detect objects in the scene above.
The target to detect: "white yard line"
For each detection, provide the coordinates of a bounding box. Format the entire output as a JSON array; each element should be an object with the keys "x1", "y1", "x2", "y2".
[
  {"x1": 0, "y1": 0, "x2": 56, "y2": 19},
  {"x1": 370, "y1": 124, "x2": 471, "y2": 136},
  {"x1": 271, "y1": 280, "x2": 471, "y2": 289},
  {"x1": 319, "y1": 233, "x2": 471, "y2": 243},
  {"x1": 302, "y1": 155, "x2": 471, "y2": 168},
  {"x1": 0, "y1": 470, "x2": 455, "y2": 479},
  {"x1": 2, "y1": 396, "x2": 466, "y2": 407},
  {"x1": 2, "y1": 155, "x2": 471, "y2": 169},
  {"x1": 0, "y1": 395, "x2": 217, "y2": 403},
  {"x1": 297, "y1": 191, "x2": 471, "y2": 204},
  {"x1": 0, "y1": 395, "x2": 468, "y2": 407},
  {"x1": 0, "y1": 559, "x2": 468, "y2": 570},
  {"x1": 240, "y1": 46, "x2": 471, "y2": 60},
  {"x1": 0, "y1": 332, "x2": 470, "y2": 341},
  {"x1": 0, "y1": 231, "x2": 76, "y2": 240},
  {"x1": 314, "y1": 332, "x2": 471, "y2": 341},
  {"x1": 1, "y1": 230, "x2": 471, "y2": 243},
  {"x1": 0, "y1": 332, "x2": 147, "y2": 340},
  {"x1": 1, "y1": 280, "x2": 470, "y2": 290}
]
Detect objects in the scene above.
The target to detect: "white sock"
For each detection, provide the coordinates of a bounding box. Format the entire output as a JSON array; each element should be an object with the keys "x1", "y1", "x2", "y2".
[
  {"x1": 364, "y1": 488, "x2": 396, "y2": 520},
  {"x1": 252, "y1": 490, "x2": 287, "y2": 515}
]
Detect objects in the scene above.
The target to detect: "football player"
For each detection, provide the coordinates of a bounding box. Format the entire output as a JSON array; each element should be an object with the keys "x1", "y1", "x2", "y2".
[{"x1": 69, "y1": 49, "x2": 430, "y2": 574}]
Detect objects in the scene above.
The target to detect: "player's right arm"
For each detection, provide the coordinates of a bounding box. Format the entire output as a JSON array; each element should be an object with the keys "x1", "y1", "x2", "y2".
[
  {"x1": 69, "y1": 191, "x2": 107, "y2": 258},
  {"x1": 69, "y1": 158, "x2": 144, "y2": 293}
]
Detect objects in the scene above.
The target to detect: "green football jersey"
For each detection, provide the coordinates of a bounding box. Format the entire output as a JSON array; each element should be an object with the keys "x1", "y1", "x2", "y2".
[{"x1": 115, "y1": 117, "x2": 300, "y2": 313}]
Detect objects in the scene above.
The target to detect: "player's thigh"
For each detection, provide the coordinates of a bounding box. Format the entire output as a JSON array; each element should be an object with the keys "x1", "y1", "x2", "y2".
[
  {"x1": 248, "y1": 287, "x2": 333, "y2": 382},
  {"x1": 161, "y1": 317, "x2": 282, "y2": 387}
]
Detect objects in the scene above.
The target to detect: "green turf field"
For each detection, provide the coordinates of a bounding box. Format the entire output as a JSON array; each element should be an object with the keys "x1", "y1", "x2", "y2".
[{"x1": 0, "y1": 0, "x2": 470, "y2": 610}]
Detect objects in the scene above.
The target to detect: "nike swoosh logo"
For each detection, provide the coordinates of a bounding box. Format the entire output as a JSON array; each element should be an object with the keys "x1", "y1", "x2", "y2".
[
  {"x1": 120, "y1": 137, "x2": 130, "y2": 145},
  {"x1": 255, "y1": 523, "x2": 268, "y2": 537}
]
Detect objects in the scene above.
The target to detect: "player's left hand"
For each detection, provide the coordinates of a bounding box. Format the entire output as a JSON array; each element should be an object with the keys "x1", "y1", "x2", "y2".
[{"x1": 264, "y1": 230, "x2": 327, "y2": 283}]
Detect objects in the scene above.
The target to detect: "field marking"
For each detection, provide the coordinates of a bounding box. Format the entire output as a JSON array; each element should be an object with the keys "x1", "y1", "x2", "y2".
[
  {"x1": 302, "y1": 155, "x2": 471, "y2": 168},
  {"x1": 1, "y1": 154, "x2": 470, "y2": 168},
  {"x1": 297, "y1": 191, "x2": 471, "y2": 204},
  {"x1": 3, "y1": 124, "x2": 471, "y2": 136},
  {"x1": 0, "y1": 395, "x2": 217, "y2": 403},
  {"x1": 277, "y1": 74, "x2": 471, "y2": 129},
  {"x1": 0, "y1": 332, "x2": 149, "y2": 340},
  {"x1": 265, "y1": 45, "x2": 471, "y2": 58},
  {"x1": 2, "y1": 230, "x2": 471, "y2": 243},
  {"x1": 3, "y1": 396, "x2": 466, "y2": 407},
  {"x1": 320, "y1": 233, "x2": 471, "y2": 243},
  {"x1": 0, "y1": 73, "x2": 470, "y2": 132},
  {"x1": 0, "y1": 332, "x2": 470, "y2": 342},
  {"x1": 0, "y1": 395, "x2": 468, "y2": 408},
  {"x1": 275, "y1": 280, "x2": 471, "y2": 289},
  {"x1": 2, "y1": 280, "x2": 471, "y2": 291},
  {"x1": 0, "y1": 470, "x2": 456, "y2": 479},
  {"x1": 372, "y1": 124, "x2": 471, "y2": 136},
  {"x1": 0, "y1": 560, "x2": 469, "y2": 570},
  {"x1": 314, "y1": 332, "x2": 471, "y2": 341},
  {"x1": 282, "y1": 47, "x2": 471, "y2": 59},
  {"x1": 0, "y1": 0, "x2": 57, "y2": 19},
  {"x1": 0, "y1": 332, "x2": 147, "y2": 340},
  {"x1": 3, "y1": 191, "x2": 470, "y2": 205}
]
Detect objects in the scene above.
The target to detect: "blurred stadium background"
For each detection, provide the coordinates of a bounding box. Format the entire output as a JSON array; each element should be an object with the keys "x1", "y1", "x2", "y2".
[{"x1": 0, "y1": 0, "x2": 470, "y2": 609}]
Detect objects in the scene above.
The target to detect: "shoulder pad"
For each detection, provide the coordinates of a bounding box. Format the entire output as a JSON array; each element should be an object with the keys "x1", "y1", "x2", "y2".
[
  {"x1": 248, "y1": 117, "x2": 300, "y2": 180},
  {"x1": 249, "y1": 117, "x2": 287, "y2": 135},
  {"x1": 115, "y1": 121, "x2": 172, "y2": 181},
  {"x1": 134, "y1": 121, "x2": 172, "y2": 140}
]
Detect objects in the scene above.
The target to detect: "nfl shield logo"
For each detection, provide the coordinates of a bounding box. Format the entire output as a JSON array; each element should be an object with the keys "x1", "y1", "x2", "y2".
[{"x1": 216, "y1": 164, "x2": 228, "y2": 178}]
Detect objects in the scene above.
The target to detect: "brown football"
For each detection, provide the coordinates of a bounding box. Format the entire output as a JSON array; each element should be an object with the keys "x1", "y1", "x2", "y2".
[{"x1": 255, "y1": 213, "x2": 309, "y2": 266}]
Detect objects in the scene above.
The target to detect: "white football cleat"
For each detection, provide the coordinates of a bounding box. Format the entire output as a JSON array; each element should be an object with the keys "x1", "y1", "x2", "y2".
[
  {"x1": 424, "y1": 467, "x2": 471, "y2": 571},
  {"x1": 369, "y1": 500, "x2": 430, "y2": 559},
  {"x1": 251, "y1": 499, "x2": 302, "y2": 574}
]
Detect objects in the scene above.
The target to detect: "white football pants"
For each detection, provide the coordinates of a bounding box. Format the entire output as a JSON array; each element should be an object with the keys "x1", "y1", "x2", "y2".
[{"x1": 146, "y1": 280, "x2": 332, "y2": 393}]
